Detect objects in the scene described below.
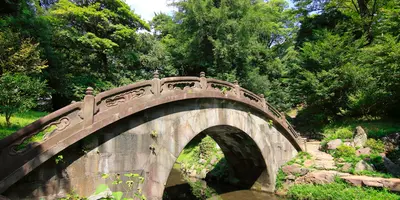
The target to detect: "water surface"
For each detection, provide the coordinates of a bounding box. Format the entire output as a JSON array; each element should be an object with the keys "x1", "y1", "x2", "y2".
[{"x1": 163, "y1": 166, "x2": 283, "y2": 200}]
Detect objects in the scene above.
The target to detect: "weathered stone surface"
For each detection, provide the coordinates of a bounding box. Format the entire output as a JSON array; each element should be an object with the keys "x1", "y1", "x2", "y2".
[
  {"x1": 383, "y1": 157, "x2": 400, "y2": 177},
  {"x1": 355, "y1": 160, "x2": 374, "y2": 172},
  {"x1": 327, "y1": 139, "x2": 343, "y2": 150},
  {"x1": 285, "y1": 175, "x2": 296, "y2": 181},
  {"x1": 210, "y1": 156, "x2": 218, "y2": 165},
  {"x1": 303, "y1": 160, "x2": 314, "y2": 168},
  {"x1": 340, "y1": 163, "x2": 352, "y2": 172},
  {"x1": 353, "y1": 126, "x2": 367, "y2": 148},
  {"x1": 343, "y1": 141, "x2": 354, "y2": 147},
  {"x1": 306, "y1": 141, "x2": 336, "y2": 170},
  {"x1": 356, "y1": 147, "x2": 371, "y2": 156},
  {"x1": 87, "y1": 188, "x2": 112, "y2": 200},
  {"x1": 282, "y1": 164, "x2": 309, "y2": 176},
  {"x1": 342, "y1": 176, "x2": 400, "y2": 192},
  {"x1": 3, "y1": 99, "x2": 299, "y2": 199},
  {"x1": 382, "y1": 132, "x2": 400, "y2": 146},
  {"x1": 200, "y1": 169, "x2": 207, "y2": 178},
  {"x1": 295, "y1": 170, "x2": 350, "y2": 184}
]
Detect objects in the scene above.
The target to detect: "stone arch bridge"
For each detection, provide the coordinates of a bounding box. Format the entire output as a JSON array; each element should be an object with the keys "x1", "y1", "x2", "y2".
[{"x1": 0, "y1": 72, "x2": 304, "y2": 199}]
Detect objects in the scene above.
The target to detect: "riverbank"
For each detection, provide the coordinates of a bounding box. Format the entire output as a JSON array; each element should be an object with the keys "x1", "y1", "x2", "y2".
[
  {"x1": 164, "y1": 164, "x2": 283, "y2": 200},
  {"x1": 276, "y1": 140, "x2": 400, "y2": 199}
]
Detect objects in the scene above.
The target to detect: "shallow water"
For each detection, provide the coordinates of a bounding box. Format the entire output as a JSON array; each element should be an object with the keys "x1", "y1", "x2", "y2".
[{"x1": 163, "y1": 166, "x2": 283, "y2": 200}]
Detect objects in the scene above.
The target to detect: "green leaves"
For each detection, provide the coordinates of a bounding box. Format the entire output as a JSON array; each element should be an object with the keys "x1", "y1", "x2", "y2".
[
  {"x1": 94, "y1": 184, "x2": 109, "y2": 195},
  {"x1": 0, "y1": 73, "x2": 46, "y2": 126}
]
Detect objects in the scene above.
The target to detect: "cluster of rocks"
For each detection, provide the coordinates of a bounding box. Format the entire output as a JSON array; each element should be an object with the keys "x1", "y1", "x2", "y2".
[
  {"x1": 180, "y1": 155, "x2": 220, "y2": 179},
  {"x1": 277, "y1": 129, "x2": 400, "y2": 195},
  {"x1": 326, "y1": 126, "x2": 368, "y2": 150},
  {"x1": 278, "y1": 164, "x2": 400, "y2": 194},
  {"x1": 325, "y1": 126, "x2": 400, "y2": 176}
]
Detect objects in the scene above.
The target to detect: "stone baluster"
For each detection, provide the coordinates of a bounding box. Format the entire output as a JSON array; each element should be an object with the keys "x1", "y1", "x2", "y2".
[
  {"x1": 152, "y1": 70, "x2": 161, "y2": 96},
  {"x1": 233, "y1": 80, "x2": 240, "y2": 98},
  {"x1": 259, "y1": 94, "x2": 267, "y2": 109},
  {"x1": 200, "y1": 72, "x2": 207, "y2": 89},
  {"x1": 83, "y1": 87, "x2": 95, "y2": 127},
  {"x1": 281, "y1": 112, "x2": 287, "y2": 126}
]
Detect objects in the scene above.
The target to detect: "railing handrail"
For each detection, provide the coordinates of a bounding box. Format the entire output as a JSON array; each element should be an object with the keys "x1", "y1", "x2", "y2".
[{"x1": 0, "y1": 72, "x2": 300, "y2": 152}]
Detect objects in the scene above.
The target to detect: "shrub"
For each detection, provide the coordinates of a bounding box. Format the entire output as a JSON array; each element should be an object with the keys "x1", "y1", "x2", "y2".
[
  {"x1": 334, "y1": 128, "x2": 353, "y2": 139},
  {"x1": 334, "y1": 145, "x2": 356, "y2": 159},
  {"x1": 365, "y1": 138, "x2": 385, "y2": 153}
]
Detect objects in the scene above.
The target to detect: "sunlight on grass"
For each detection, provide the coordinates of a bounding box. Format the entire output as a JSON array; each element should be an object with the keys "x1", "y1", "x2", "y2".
[
  {"x1": 0, "y1": 111, "x2": 48, "y2": 140},
  {"x1": 322, "y1": 119, "x2": 400, "y2": 138}
]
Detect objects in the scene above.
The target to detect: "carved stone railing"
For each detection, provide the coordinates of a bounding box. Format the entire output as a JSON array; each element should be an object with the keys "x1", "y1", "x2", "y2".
[
  {"x1": 0, "y1": 71, "x2": 301, "y2": 155},
  {"x1": 0, "y1": 102, "x2": 84, "y2": 155},
  {"x1": 0, "y1": 71, "x2": 301, "y2": 193}
]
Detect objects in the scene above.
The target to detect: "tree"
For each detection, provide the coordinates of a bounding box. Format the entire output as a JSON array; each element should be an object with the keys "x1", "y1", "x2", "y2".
[
  {"x1": 44, "y1": 0, "x2": 152, "y2": 109},
  {"x1": 0, "y1": 29, "x2": 46, "y2": 75},
  {"x1": 0, "y1": 28, "x2": 48, "y2": 126},
  {"x1": 0, "y1": 73, "x2": 46, "y2": 126},
  {"x1": 291, "y1": 0, "x2": 400, "y2": 127},
  {"x1": 153, "y1": 0, "x2": 298, "y2": 110}
]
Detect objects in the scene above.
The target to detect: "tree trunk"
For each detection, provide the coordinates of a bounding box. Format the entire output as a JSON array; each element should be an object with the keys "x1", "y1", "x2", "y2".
[{"x1": 5, "y1": 113, "x2": 11, "y2": 127}]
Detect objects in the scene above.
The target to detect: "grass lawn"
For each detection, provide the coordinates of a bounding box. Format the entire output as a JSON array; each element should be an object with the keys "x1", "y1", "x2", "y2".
[
  {"x1": 322, "y1": 119, "x2": 400, "y2": 138},
  {"x1": 0, "y1": 111, "x2": 48, "y2": 140},
  {"x1": 288, "y1": 181, "x2": 400, "y2": 200}
]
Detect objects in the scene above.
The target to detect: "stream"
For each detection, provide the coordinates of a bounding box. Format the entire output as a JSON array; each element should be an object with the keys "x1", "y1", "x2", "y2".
[{"x1": 163, "y1": 165, "x2": 284, "y2": 200}]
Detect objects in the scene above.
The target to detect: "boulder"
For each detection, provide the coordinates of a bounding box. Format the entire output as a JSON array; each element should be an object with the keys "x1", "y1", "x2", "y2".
[
  {"x1": 340, "y1": 163, "x2": 352, "y2": 172},
  {"x1": 342, "y1": 176, "x2": 400, "y2": 192},
  {"x1": 382, "y1": 132, "x2": 400, "y2": 152},
  {"x1": 295, "y1": 170, "x2": 350, "y2": 184},
  {"x1": 285, "y1": 174, "x2": 296, "y2": 181},
  {"x1": 382, "y1": 132, "x2": 400, "y2": 146},
  {"x1": 355, "y1": 160, "x2": 374, "y2": 172},
  {"x1": 353, "y1": 126, "x2": 367, "y2": 148},
  {"x1": 327, "y1": 139, "x2": 343, "y2": 150},
  {"x1": 383, "y1": 157, "x2": 400, "y2": 177},
  {"x1": 356, "y1": 147, "x2": 371, "y2": 156},
  {"x1": 282, "y1": 164, "x2": 309, "y2": 176},
  {"x1": 344, "y1": 141, "x2": 354, "y2": 147}
]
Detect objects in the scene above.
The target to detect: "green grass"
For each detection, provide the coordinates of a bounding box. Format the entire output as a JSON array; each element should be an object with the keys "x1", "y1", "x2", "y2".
[
  {"x1": 322, "y1": 119, "x2": 400, "y2": 139},
  {"x1": 287, "y1": 181, "x2": 400, "y2": 200},
  {"x1": 353, "y1": 170, "x2": 393, "y2": 178},
  {"x1": 0, "y1": 111, "x2": 48, "y2": 140}
]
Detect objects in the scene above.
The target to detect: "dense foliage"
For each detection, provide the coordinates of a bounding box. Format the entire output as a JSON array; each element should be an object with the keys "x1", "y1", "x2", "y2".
[{"x1": 0, "y1": 0, "x2": 399, "y2": 129}]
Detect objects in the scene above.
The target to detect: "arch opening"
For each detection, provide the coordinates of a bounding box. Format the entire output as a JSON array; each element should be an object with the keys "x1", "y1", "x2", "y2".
[{"x1": 163, "y1": 125, "x2": 270, "y2": 199}]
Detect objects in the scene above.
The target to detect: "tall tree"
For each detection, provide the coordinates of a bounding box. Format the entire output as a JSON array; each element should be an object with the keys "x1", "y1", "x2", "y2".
[
  {"x1": 45, "y1": 0, "x2": 151, "y2": 109},
  {"x1": 153, "y1": 0, "x2": 298, "y2": 109}
]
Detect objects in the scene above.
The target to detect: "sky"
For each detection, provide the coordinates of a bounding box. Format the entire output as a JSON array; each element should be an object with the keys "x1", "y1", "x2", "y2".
[
  {"x1": 126, "y1": 0, "x2": 175, "y2": 22},
  {"x1": 126, "y1": 0, "x2": 294, "y2": 22}
]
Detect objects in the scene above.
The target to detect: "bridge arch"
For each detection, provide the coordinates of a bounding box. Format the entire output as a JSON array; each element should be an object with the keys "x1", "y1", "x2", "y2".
[{"x1": 0, "y1": 73, "x2": 303, "y2": 199}]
